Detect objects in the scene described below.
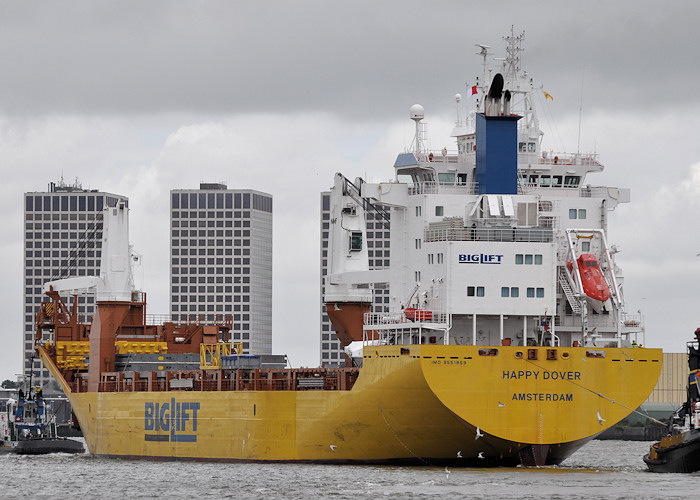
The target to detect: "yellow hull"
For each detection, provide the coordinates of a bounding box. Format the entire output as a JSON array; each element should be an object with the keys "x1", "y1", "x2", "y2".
[{"x1": 41, "y1": 344, "x2": 662, "y2": 464}]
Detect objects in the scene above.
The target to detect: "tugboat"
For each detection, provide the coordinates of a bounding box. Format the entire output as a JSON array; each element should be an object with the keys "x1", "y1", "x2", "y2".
[
  {"x1": 643, "y1": 329, "x2": 700, "y2": 473},
  {"x1": 0, "y1": 386, "x2": 84, "y2": 455}
]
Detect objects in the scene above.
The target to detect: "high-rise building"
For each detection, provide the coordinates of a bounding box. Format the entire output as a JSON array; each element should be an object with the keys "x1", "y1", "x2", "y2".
[
  {"x1": 169, "y1": 183, "x2": 272, "y2": 355},
  {"x1": 319, "y1": 192, "x2": 391, "y2": 367},
  {"x1": 23, "y1": 179, "x2": 128, "y2": 386}
]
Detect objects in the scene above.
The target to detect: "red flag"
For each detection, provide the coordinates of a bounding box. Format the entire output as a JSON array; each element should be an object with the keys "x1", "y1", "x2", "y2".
[{"x1": 471, "y1": 85, "x2": 478, "y2": 95}]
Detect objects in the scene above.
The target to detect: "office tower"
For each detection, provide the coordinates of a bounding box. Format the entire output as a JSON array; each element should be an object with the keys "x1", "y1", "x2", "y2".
[
  {"x1": 169, "y1": 184, "x2": 272, "y2": 354},
  {"x1": 319, "y1": 192, "x2": 391, "y2": 367},
  {"x1": 23, "y1": 179, "x2": 128, "y2": 387}
]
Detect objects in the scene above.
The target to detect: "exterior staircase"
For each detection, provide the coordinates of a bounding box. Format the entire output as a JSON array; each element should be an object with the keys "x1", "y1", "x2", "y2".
[{"x1": 559, "y1": 268, "x2": 582, "y2": 314}]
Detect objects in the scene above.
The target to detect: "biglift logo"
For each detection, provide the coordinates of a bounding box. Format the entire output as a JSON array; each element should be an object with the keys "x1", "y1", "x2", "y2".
[
  {"x1": 458, "y1": 253, "x2": 504, "y2": 264},
  {"x1": 144, "y1": 399, "x2": 200, "y2": 442}
]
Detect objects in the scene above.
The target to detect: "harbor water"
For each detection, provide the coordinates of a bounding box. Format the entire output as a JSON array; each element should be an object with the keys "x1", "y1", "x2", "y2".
[{"x1": 3, "y1": 439, "x2": 697, "y2": 499}]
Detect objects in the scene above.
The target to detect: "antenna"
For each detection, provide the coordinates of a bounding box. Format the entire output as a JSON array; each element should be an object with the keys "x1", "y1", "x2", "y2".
[
  {"x1": 577, "y1": 68, "x2": 585, "y2": 154},
  {"x1": 454, "y1": 94, "x2": 462, "y2": 126}
]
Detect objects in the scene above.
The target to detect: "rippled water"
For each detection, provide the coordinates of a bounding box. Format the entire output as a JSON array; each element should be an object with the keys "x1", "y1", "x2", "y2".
[{"x1": 3, "y1": 440, "x2": 697, "y2": 499}]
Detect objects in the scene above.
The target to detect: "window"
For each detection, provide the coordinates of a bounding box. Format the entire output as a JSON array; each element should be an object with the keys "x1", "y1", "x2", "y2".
[
  {"x1": 415, "y1": 271, "x2": 421, "y2": 282},
  {"x1": 438, "y1": 173, "x2": 454, "y2": 185},
  {"x1": 527, "y1": 287, "x2": 535, "y2": 298},
  {"x1": 525, "y1": 254, "x2": 533, "y2": 265},
  {"x1": 476, "y1": 286, "x2": 485, "y2": 297},
  {"x1": 534, "y1": 255, "x2": 543, "y2": 265},
  {"x1": 349, "y1": 232, "x2": 362, "y2": 251},
  {"x1": 511, "y1": 287, "x2": 519, "y2": 297},
  {"x1": 467, "y1": 286, "x2": 475, "y2": 297},
  {"x1": 435, "y1": 206, "x2": 444, "y2": 216},
  {"x1": 515, "y1": 254, "x2": 524, "y2": 265},
  {"x1": 564, "y1": 175, "x2": 580, "y2": 187},
  {"x1": 578, "y1": 209, "x2": 586, "y2": 219},
  {"x1": 581, "y1": 241, "x2": 590, "y2": 252},
  {"x1": 415, "y1": 239, "x2": 421, "y2": 250},
  {"x1": 501, "y1": 287, "x2": 509, "y2": 297},
  {"x1": 569, "y1": 209, "x2": 577, "y2": 219},
  {"x1": 536, "y1": 288, "x2": 545, "y2": 298}
]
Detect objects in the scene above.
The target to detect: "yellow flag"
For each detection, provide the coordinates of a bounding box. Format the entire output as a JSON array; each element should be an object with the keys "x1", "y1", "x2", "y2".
[{"x1": 543, "y1": 91, "x2": 554, "y2": 101}]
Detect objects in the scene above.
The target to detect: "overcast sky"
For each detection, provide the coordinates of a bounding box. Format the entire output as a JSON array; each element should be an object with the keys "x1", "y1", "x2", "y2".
[{"x1": 1, "y1": 1, "x2": 699, "y2": 381}]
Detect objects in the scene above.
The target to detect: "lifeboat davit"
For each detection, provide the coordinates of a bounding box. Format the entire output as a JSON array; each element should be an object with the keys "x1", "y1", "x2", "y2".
[{"x1": 567, "y1": 254, "x2": 610, "y2": 310}]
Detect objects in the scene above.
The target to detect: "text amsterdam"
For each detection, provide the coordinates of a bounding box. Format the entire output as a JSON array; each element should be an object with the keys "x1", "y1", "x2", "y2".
[{"x1": 144, "y1": 399, "x2": 200, "y2": 442}]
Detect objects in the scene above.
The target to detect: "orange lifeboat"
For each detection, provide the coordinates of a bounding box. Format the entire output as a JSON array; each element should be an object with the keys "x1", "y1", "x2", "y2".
[
  {"x1": 404, "y1": 307, "x2": 433, "y2": 321},
  {"x1": 568, "y1": 254, "x2": 610, "y2": 302}
]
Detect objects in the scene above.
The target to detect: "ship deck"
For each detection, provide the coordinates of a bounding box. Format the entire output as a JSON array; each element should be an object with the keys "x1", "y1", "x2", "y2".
[{"x1": 69, "y1": 366, "x2": 360, "y2": 393}]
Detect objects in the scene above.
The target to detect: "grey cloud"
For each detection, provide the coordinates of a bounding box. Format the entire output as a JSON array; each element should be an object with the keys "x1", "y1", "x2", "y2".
[{"x1": 0, "y1": 1, "x2": 697, "y2": 119}]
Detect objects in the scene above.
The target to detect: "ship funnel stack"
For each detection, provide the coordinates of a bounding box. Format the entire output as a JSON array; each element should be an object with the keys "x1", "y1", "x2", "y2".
[
  {"x1": 476, "y1": 74, "x2": 521, "y2": 195},
  {"x1": 324, "y1": 173, "x2": 372, "y2": 347},
  {"x1": 485, "y1": 73, "x2": 504, "y2": 116}
]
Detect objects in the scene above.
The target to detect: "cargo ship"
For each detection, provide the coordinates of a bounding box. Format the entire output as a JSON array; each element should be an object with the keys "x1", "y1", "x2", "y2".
[{"x1": 37, "y1": 30, "x2": 661, "y2": 466}]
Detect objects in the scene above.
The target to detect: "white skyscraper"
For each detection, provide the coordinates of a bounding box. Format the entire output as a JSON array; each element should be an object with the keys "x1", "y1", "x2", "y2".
[{"x1": 169, "y1": 183, "x2": 272, "y2": 354}]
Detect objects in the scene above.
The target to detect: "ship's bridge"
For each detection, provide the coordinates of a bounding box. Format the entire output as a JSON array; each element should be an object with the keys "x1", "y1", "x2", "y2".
[{"x1": 394, "y1": 152, "x2": 477, "y2": 195}]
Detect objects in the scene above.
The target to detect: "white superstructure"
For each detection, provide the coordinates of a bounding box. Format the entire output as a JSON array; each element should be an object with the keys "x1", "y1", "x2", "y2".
[{"x1": 325, "y1": 30, "x2": 643, "y2": 353}]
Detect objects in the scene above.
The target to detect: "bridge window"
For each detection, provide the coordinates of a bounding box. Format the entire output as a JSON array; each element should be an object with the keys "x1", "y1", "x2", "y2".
[
  {"x1": 435, "y1": 206, "x2": 444, "y2": 216},
  {"x1": 564, "y1": 175, "x2": 580, "y2": 187},
  {"x1": 438, "y1": 173, "x2": 455, "y2": 185}
]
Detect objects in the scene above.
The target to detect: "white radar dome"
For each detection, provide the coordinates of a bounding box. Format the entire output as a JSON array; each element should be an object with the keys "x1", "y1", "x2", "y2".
[
  {"x1": 455, "y1": 93, "x2": 462, "y2": 102},
  {"x1": 409, "y1": 104, "x2": 424, "y2": 121}
]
